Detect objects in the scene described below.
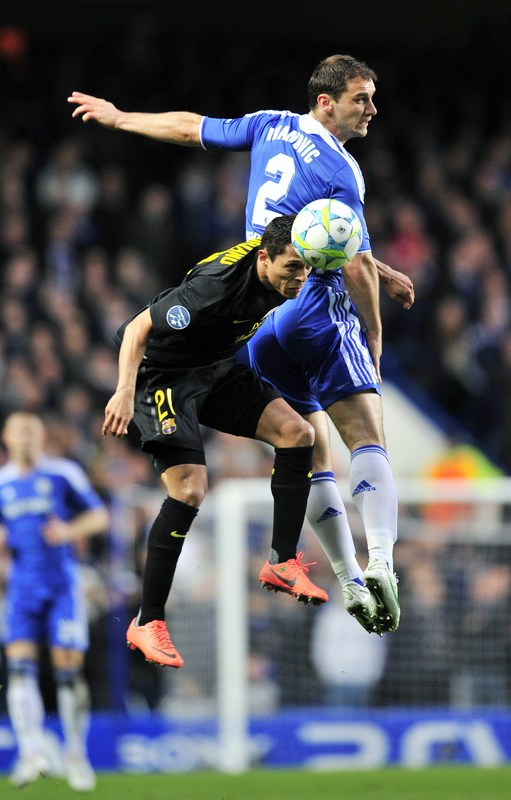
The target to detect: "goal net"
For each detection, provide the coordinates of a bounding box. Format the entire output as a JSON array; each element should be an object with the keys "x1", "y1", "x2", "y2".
[{"x1": 110, "y1": 476, "x2": 511, "y2": 770}]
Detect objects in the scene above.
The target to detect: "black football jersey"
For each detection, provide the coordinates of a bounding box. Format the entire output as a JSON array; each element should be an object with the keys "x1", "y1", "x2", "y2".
[{"x1": 117, "y1": 238, "x2": 285, "y2": 368}]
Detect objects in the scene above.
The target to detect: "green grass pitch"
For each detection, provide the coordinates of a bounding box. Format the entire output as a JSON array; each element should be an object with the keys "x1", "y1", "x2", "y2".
[{"x1": 1, "y1": 767, "x2": 511, "y2": 799}]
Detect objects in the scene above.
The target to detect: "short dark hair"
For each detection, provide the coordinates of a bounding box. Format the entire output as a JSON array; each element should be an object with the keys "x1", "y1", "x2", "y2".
[
  {"x1": 307, "y1": 54, "x2": 377, "y2": 109},
  {"x1": 260, "y1": 214, "x2": 297, "y2": 259}
]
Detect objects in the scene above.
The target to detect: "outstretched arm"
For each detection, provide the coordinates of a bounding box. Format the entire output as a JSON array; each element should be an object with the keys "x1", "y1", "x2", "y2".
[
  {"x1": 102, "y1": 308, "x2": 153, "y2": 437},
  {"x1": 68, "y1": 91, "x2": 203, "y2": 145}
]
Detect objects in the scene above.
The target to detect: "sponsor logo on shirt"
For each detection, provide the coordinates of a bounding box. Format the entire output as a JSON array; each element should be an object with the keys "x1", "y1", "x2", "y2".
[{"x1": 1, "y1": 494, "x2": 54, "y2": 519}]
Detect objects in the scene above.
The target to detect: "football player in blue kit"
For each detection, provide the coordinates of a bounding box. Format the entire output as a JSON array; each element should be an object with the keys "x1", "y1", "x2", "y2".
[
  {"x1": 69, "y1": 53, "x2": 414, "y2": 635},
  {"x1": 0, "y1": 412, "x2": 109, "y2": 790}
]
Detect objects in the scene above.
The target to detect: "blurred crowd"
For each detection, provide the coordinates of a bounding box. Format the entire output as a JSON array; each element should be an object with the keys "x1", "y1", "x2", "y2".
[{"x1": 0, "y1": 13, "x2": 511, "y2": 713}]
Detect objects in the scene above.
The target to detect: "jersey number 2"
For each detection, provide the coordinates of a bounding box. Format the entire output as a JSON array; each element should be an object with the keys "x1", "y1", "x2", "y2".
[{"x1": 252, "y1": 154, "x2": 295, "y2": 228}]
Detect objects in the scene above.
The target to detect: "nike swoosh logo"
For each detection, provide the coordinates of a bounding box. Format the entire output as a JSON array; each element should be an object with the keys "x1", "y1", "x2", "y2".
[
  {"x1": 170, "y1": 531, "x2": 186, "y2": 538},
  {"x1": 269, "y1": 566, "x2": 297, "y2": 588},
  {"x1": 153, "y1": 647, "x2": 178, "y2": 658}
]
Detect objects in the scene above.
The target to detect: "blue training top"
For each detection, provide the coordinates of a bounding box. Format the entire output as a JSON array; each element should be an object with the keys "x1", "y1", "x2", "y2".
[{"x1": 0, "y1": 456, "x2": 105, "y2": 587}]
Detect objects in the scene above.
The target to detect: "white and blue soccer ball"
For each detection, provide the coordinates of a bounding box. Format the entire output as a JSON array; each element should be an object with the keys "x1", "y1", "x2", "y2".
[{"x1": 291, "y1": 198, "x2": 363, "y2": 271}]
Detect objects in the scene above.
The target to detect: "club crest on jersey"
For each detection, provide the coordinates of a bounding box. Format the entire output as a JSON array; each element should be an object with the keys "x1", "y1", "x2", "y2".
[
  {"x1": 35, "y1": 478, "x2": 52, "y2": 496},
  {"x1": 0, "y1": 485, "x2": 16, "y2": 502},
  {"x1": 166, "y1": 305, "x2": 190, "y2": 330},
  {"x1": 161, "y1": 418, "x2": 177, "y2": 435}
]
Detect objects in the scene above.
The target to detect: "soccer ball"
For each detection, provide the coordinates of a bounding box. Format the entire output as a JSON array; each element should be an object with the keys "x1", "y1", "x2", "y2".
[{"x1": 291, "y1": 198, "x2": 363, "y2": 271}]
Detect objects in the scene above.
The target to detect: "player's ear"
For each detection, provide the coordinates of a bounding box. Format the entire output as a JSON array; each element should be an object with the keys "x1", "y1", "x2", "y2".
[
  {"x1": 255, "y1": 248, "x2": 269, "y2": 280},
  {"x1": 316, "y1": 93, "x2": 333, "y2": 111},
  {"x1": 1, "y1": 418, "x2": 11, "y2": 448}
]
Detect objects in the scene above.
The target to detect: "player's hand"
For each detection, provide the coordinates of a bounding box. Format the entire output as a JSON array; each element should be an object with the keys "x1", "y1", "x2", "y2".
[
  {"x1": 102, "y1": 390, "x2": 134, "y2": 437},
  {"x1": 382, "y1": 267, "x2": 415, "y2": 309},
  {"x1": 67, "y1": 91, "x2": 121, "y2": 128},
  {"x1": 43, "y1": 516, "x2": 71, "y2": 546}
]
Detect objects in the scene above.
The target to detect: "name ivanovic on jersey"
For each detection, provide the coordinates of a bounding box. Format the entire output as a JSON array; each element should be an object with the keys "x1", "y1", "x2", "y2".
[
  {"x1": 201, "y1": 110, "x2": 369, "y2": 244},
  {"x1": 264, "y1": 120, "x2": 320, "y2": 164}
]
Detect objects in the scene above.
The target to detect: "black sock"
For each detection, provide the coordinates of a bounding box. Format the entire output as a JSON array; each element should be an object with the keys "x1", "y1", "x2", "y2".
[
  {"x1": 269, "y1": 445, "x2": 313, "y2": 564},
  {"x1": 139, "y1": 496, "x2": 198, "y2": 625}
]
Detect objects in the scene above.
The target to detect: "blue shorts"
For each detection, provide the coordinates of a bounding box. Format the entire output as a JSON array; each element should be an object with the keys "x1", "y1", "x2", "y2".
[
  {"x1": 3, "y1": 579, "x2": 89, "y2": 651},
  {"x1": 246, "y1": 271, "x2": 380, "y2": 415}
]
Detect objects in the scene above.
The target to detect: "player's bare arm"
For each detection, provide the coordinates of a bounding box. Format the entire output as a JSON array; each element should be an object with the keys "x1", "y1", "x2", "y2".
[
  {"x1": 374, "y1": 258, "x2": 415, "y2": 310},
  {"x1": 43, "y1": 508, "x2": 109, "y2": 546},
  {"x1": 342, "y1": 251, "x2": 382, "y2": 382},
  {"x1": 103, "y1": 309, "x2": 152, "y2": 437},
  {"x1": 68, "y1": 92, "x2": 203, "y2": 145}
]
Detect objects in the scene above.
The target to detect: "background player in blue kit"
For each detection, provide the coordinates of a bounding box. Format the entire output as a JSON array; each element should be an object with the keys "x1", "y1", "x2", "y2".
[
  {"x1": 0, "y1": 412, "x2": 109, "y2": 790},
  {"x1": 69, "y1": 53, "x2": 414, "y2": 635}
]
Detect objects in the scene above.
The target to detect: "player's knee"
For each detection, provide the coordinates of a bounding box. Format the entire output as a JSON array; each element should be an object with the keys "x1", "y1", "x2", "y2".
[
  {"x1": 168, "y1": 476, "x2": 207, "y2": 507},
  {"x1": 161, "y1": 466, "x2": 207, "y2": 507},
  {"x1": 177, "y1": 485, "x2": 206, "y2": 507},
  {"x1": 7, "y1": 658, "x2": 38, "y2": 680},
  {"x1": 53, "y1": 666, "x2": 81, "y2": 686},
  {"x1": 280, "y1": 416, "x2": 314, "y2": 448}
]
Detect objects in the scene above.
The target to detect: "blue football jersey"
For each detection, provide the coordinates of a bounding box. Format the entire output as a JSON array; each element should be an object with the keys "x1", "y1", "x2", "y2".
[
  {"x1": 0, "y1": 456, "x2": 104, "y2": 587},
  {"x1": 201, "y1": 110, "x2": 371, "y2": 250}
]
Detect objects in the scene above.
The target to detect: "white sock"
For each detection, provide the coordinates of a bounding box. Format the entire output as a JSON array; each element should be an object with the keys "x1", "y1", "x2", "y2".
[
  {"x1": 56, "y1": 672, "x2": 91, "y2": 759},
  {"x1": 350, "y1": 445, "x2": 398, "y2": 572},
  {"x1": 306, "y1": 471, "x2": 363, "y2": 585},
  {"x1": 6, "y1": 667, "x2": 46, "y2": 760}
]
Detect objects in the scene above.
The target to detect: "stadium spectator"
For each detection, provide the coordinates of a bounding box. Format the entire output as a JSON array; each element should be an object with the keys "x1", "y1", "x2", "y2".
[
  {"x1": 374, "y1": 557, "x2": 452, "y2": 707},
  {"x1": 310, "y1": 586, "x2": 387, "y2": 707},
  {"x1": 451, "y1": 558, "x2": 511, "y2": 707}
]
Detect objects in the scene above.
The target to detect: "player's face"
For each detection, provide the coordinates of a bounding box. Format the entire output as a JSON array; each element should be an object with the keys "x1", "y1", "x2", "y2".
[
  {"x1": 327, "y1": 77, "x2": 377, "y2": 143},
  {"x1": 2, "y1": 414, "x2": 46, "y2": 466},
  {"x1": 258, "y1": 244, "x2": 312, "y2": 298}
]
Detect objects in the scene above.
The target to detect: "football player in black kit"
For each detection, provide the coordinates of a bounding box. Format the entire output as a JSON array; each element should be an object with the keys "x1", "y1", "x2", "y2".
[{"x1": 102, "y1": 215, "x2": 329, "y2": 667}]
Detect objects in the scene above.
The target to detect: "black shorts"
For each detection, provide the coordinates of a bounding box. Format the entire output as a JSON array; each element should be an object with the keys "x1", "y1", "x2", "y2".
[{"x1": 134, "y1": 358, "x2": 281, "y2": 474}]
